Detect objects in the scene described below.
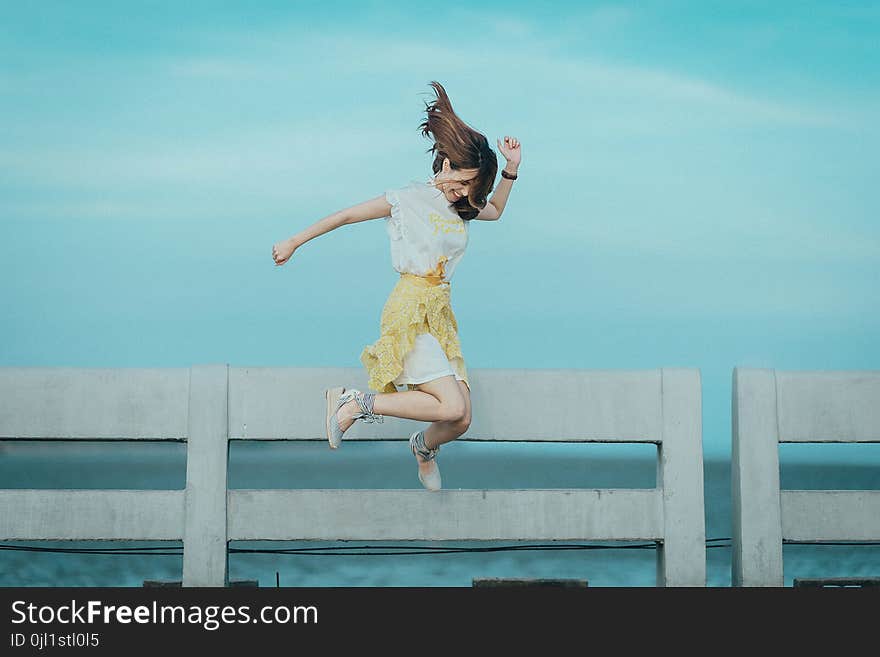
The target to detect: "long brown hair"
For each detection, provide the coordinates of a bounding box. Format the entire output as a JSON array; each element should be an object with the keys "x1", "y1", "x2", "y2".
[{"x1": 418, "y1": 81, "x2": 498, "y2": 220}]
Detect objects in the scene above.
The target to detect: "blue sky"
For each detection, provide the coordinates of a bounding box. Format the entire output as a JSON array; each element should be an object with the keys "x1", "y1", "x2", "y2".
[{"x1": 1, "y1": 1, "x2": 878, "y2": 458}]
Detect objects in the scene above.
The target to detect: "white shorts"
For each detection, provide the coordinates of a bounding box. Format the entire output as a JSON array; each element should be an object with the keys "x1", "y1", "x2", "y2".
[{"x1": 393, "y1": 333, "x2": 464, "y2": 389}]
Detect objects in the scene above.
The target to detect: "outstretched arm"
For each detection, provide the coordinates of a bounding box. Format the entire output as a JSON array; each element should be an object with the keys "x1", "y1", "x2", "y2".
[
  {"x1": 475, "y1": 136, "x2": 521, "y2": 222},
  {"x1": 272, "y1": 195, "x2": 392, "y2": 266}
]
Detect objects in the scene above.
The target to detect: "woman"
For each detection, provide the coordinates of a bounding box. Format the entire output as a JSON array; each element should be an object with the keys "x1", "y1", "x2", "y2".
[{"x1": 271, "y1": 81, "x2": 521, "y2": 491}]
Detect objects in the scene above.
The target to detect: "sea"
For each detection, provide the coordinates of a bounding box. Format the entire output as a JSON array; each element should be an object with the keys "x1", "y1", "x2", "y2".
[{"x1": 1, "y1": 440, "x2": 878, "y2": 587}]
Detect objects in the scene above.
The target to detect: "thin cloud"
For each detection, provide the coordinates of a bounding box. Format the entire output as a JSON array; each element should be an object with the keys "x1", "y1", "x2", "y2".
[
  {"x1": 161, "y1": 22, "x2": 842, "y2": 129},
  {"x1": 0, "y1": 122, "x2": 411, "y2": 188}
]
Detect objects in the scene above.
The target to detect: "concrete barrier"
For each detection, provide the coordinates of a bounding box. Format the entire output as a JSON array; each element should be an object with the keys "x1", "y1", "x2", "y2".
[
  {"x1": 731, "y1": 367, "x2": 880, "y2": 586},
  {"x1": 0, "y1": 364, "x2": 705, "y2": 586}
]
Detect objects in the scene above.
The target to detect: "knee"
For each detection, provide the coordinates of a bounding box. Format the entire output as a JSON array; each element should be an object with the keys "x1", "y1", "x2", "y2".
[
  {"x1": 440, "y1": 399, "x2": 467, "y2": 424},
  {"x1": 452, "y1": 410, "x2": 471, "y2": 436}
]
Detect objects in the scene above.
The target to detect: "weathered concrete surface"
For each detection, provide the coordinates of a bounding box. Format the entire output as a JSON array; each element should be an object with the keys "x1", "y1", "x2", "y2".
[
  {"x1": 782, "y1": 490, "x2": 880, "y2": 541},
  {"x1": 228, "y1": 488, "x2": 663, "y2": 541},
  {"x1": 0, "y1": 490, "x2": 184, "y2": 539},
  {"x1": 776, "y1": 371, "x2": 880, "y2": 442},
  {"x1": 0, "y1": 367, "x2": 188, "y2": 440},
  {"x1": 182, "y1": 364, "x2": 229, "y2": 587},
  {"x1": 732, "y1": 368, "x2": 880, "y2": 587},
  {"x1": 657, "y1": 368, "x2": 705, "y2": 587},
  {"x1": 731, "y1": 368, "x2": 783, "y2": 587},
  {"x1": 228, "y1": 367, "x2": 664, "y2": 442}
]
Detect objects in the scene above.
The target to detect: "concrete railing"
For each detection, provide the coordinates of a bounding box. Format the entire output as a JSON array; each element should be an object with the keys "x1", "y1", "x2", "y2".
[
  {"x1": 731, "y1": 368, "x2": 880, "y2": 586},
  {"x1": 0, "y1": 364, "x2": 705, "y2": 587}
]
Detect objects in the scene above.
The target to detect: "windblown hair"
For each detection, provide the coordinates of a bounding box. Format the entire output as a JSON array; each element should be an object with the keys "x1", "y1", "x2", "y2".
[{"x1": 418, "y1": 81, "x2": 498, "y2": 220}]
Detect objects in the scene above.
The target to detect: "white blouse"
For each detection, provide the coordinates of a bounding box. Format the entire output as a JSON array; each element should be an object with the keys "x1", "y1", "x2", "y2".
[{"x1": 384, "y1": 179, "x2": 469, "y2": 283}]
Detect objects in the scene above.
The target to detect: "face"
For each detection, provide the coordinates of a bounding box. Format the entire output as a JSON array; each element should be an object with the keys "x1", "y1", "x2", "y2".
[{"x1": 435, "y1": 158, "x2": 480, "y2": 203}]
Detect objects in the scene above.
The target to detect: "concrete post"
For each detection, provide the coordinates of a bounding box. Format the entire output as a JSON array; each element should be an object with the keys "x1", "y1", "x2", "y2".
[
  {"x1": 182, "y1": 364, "x2": 229, "y2": 587},
  {"x1": 656, "y1": 368, "x2": 705, "y2": 586},
  {"x1": 731, "y1": 367, "x2": 783, "y2": 587}
]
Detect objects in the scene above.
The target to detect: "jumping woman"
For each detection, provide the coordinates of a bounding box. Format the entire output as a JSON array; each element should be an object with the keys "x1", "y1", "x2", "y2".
[{"x1": 271, "y1": 81, "x2": 521, "y2": 491}]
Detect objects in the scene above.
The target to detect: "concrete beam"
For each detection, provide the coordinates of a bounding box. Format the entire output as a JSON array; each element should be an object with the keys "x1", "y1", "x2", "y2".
[
  {"x1": 228, "y1": 489, "x2": 663, "y2": 541},
  {"x1": 776, "y1": 371, "x2": 880, "y2": 442},
  {"x1": 0, "y1": 367, "x2": 188, "y2": 439},
  {"x1": 228, "y1": 367, "x2": 664, "y2": 443},
  {"x1": 782, "y1": 490, "x2": 880, "y2": 541},
  {"x1": 0, "y1": 490, "x2": 184, "y2": 539}
]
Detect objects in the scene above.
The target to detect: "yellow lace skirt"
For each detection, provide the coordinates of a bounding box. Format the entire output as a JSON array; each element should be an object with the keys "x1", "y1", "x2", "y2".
[{"x1": 360, "y1": 273, "x2": 469, "y2": 393}]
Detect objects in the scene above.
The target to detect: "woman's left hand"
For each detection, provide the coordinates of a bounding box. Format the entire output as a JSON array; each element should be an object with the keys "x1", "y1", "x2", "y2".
[{"x1": 497, "y1": 136, "x2": 521, "y2": 168}]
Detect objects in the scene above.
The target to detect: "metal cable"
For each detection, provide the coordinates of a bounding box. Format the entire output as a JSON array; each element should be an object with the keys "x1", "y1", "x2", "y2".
[{"x1": 1, "y1": 538, "x2": 877, "y2": 558}]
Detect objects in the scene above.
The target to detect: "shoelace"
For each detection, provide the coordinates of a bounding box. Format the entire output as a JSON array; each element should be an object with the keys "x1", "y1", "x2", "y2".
[
  {"x1": 410, "y1": 430, "x2": 438, "y2": 462},
  {"x1": 354, "y1": 391, "x2": 384, "y2": 424}
]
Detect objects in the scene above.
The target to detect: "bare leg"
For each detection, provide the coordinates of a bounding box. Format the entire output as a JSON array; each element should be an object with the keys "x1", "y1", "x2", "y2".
[
  {"x1": 335, "y1": 375, "x2": 467, "y2": 432},
  {"x1": 421, "y1": 379, "x2": 471, "y2": 449},
  {"x1": 409, "y1": 378, "x2": 471, "y2": 482}
]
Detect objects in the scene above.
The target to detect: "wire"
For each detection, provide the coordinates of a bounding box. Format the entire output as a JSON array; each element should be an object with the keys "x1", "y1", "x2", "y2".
[
  {"x1": 1, "y1": 539, "x2": 877, "y2": 558},
  {"x1": 2, "y1": 542, "x2": 666, "y2": 557},
  {"x1": 0, "y1": 545, "x2": 182, "y2": 556},
  {"x1": 230, "y1": 543, "x2": 665, "y2": 556},
  {"x1": 783, "y1": 540, "x2": 880, "y2": 546}
]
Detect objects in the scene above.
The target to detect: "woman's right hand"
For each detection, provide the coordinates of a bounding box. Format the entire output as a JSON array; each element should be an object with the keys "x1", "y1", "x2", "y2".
[{"x1": 272, "y1": 238, "x2": 297, "y2": 266}]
